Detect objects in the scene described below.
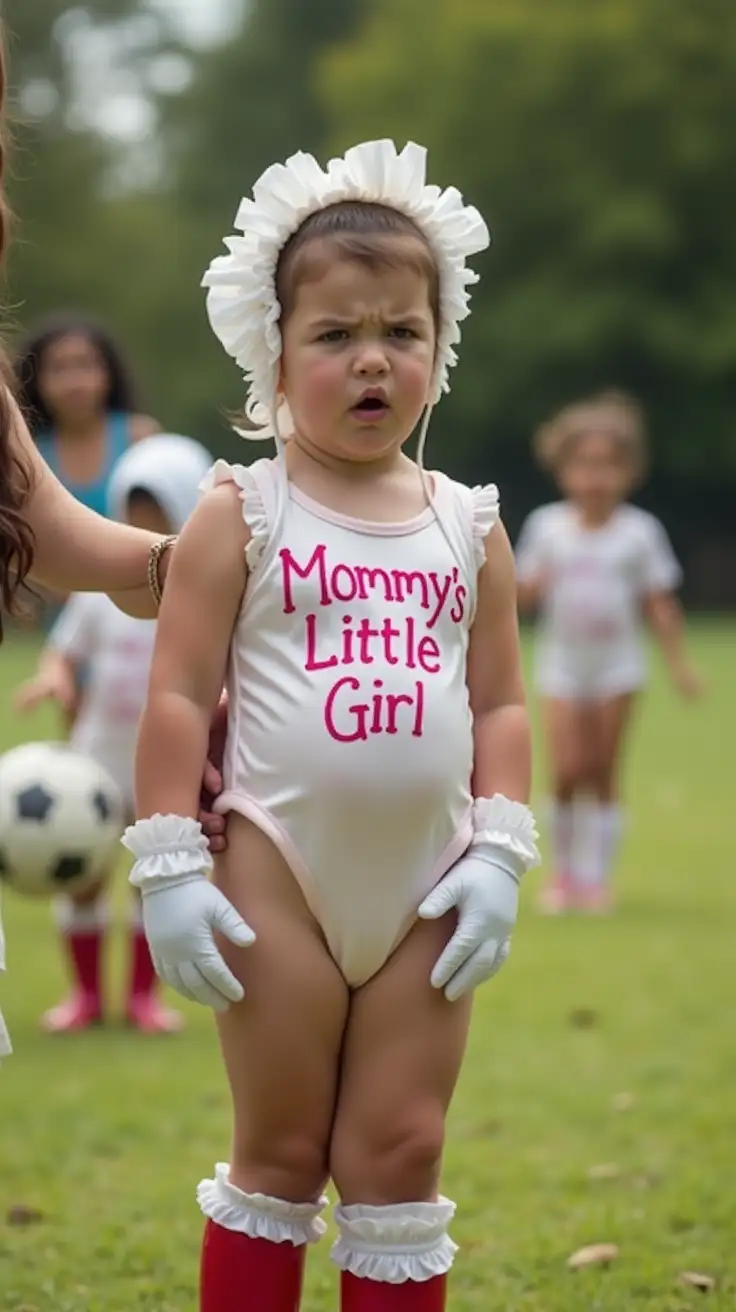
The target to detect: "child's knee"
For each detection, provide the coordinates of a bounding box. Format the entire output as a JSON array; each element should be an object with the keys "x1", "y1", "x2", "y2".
[
  {"x1": 231, "y1": 1128, "x2": 329, "y2": 1202},
  {"x1": 330, "y1": 1105, "x2": 446, "y2": 1205}
]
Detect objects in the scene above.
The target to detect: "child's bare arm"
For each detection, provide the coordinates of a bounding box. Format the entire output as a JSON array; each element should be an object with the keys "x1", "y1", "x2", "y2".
[
  {"x1": 419, "y1": 522, "x2": 538, "y2": 1001},
  {"x1": 467, "y1": 522, "x2": 533, "y2": 802},
  {"x1": 14, "y1": 648, "x2": 78, "y2": 714},
  {"x1": 135, "y1": 484, "x2": 249, "y2": 820},
  {"x1": 642, "y1": 590, "x2": 703, "y2": 698},
  {"x1": 516, "y1": 576, "x2": 545, "y2": 614}
]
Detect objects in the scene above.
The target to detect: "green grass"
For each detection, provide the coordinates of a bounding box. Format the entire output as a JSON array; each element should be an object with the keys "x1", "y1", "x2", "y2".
[{"x1": 1, "y1": 625, "x2": 735, "y2": 1310}]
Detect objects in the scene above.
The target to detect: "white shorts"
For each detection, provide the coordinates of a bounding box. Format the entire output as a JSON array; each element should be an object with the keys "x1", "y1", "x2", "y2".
[{"x1": 534, "y1": 640, "x2": 646, "y2": 701}]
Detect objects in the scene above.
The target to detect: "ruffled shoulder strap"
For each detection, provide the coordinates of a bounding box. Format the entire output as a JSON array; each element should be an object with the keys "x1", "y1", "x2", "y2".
[
  {"x1": 470, "y1": 483, "x2": 500, "y2": 569},
  {"x1": 430, "y1": 471, "x2": 500, "y2": 578},
  {"x1": 199, "y1": 458, "x2": 276, "y2": 569}
]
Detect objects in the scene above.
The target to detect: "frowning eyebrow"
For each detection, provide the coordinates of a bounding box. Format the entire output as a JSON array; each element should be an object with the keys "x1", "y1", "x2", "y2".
[{"x1": 308, "y1": 313, "x2": 431, "y2": 330}]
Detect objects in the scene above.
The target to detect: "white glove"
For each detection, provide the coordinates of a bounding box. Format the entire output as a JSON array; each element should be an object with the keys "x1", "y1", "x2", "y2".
[
  {"x1": 122, "y1": 815, "x2": 255, "y2": 1012},
  {"x1": 418, "y1": 795, "x2": 540, "y2": 1002},
  {"x1": 418, "y1": 849, "x2": 518, "y2": 1001}
]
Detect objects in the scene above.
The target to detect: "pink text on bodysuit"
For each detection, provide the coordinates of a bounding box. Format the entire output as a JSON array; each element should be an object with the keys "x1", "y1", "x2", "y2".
[
  {"x1": 279, "y1": 543, "x2": 467, "y2": 629},
  {"x1": 278, "y1": 544, "x2": 467, "y2": 745}
]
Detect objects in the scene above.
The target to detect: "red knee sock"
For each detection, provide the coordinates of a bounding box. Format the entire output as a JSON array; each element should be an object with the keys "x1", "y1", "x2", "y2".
[
  {"x1": 127, "y1": 925, "x2": 157, "y2": 1000},
  {"x1": 66, "y1": 927, "x2": 104, "y2": 1005},
  {"x1": 341, "y1": 1271, "x2": 447, "y2": 1311},
  {"x1": 200, "y1": 1219, "x2": 307, "y2": 1312}
]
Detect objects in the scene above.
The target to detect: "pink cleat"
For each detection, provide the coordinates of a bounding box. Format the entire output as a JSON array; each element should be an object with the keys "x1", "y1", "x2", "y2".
[
  {"x1": 575, "y1": 884, "x2": 614, "y2": 915},
  {"x1": 42, "y1": 991, "x2": 103, "y2": 1033},
  {"x1": 125, "y1": 993, "x2": 184, "y2": 1033},
  {"x1": 536, "y1": 873, "x2": 575, "y2": 915}
]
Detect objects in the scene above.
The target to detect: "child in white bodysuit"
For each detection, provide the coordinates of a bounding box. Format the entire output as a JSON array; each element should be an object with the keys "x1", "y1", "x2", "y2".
[
  {"x1": 123, "y1": 141, "x2": 540, "y2": 1312},
  {"x1": 516, "y1": 390, "x2": 701, "y2": 914}
]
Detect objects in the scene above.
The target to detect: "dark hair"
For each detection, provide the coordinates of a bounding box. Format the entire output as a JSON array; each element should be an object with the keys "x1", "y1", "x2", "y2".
[
  {"x1": 14, "y1": 313, "x2": 138, "y2": 431},
  {"x1": 0, "y1": 29, "x2": 37, "y2": 639},
  {"x1": 276, "y1": 201, "x2": 441, "y2": 329}
]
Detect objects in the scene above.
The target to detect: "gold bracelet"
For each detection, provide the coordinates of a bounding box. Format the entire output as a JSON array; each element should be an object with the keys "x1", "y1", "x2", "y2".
[{"x1": 147, "y1": 535, "x2": 178, "y2": 608}]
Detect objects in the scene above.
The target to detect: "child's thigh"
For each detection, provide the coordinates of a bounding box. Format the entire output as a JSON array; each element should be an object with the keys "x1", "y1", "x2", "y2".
[
  {"x1": 213, "y1": 814, "x2": 349, "y2": 1189},
  {"x1": 541, "y1": 697, "x2": 592, "y2": 775},
  {"x1": 330, "y1": 910, "x2": 472, "y2": 1204},
  {"x1": 589, "y1": 691, "x2": 637, "y2": 766}
]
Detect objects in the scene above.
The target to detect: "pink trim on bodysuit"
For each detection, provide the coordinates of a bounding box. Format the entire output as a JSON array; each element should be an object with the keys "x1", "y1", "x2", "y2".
[
  {"x1": 289, "y1": 485, "x2": 437, "y2": 538},
  {"x1": 214, "y1": 791, "x2": 475, "y2": 987},
  {"x1": 213, "y1": 789, "x2": 321, "y2": 921}
]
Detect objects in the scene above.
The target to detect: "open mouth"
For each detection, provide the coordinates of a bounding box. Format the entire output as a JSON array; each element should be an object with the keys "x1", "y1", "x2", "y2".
[{"x1": 351, "y1": 396, "x2": 389, "y2": 419}]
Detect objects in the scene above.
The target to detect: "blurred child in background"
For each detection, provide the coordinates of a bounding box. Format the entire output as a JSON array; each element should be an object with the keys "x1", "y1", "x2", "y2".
[
  {"x1": 15, "y1": 434, "x2": 213, "y2": 1032},
  {"x1": 516, "y1": 390, "x2": 702, "y2": 913}
]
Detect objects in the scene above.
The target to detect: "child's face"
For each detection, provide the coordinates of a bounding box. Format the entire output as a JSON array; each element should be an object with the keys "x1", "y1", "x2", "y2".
[
  {"x1": 558, "y1": 431, "x2": 633, "y2": 510},
  {"x1": 125, "y1": 491, "x2": 171, "y2": 536},
  {"x1": 38, "y1": 332, "x2": 110, "y2": 426},
  {"x1": 279, "y1": 255, "x2": 436, "y2": 467}
]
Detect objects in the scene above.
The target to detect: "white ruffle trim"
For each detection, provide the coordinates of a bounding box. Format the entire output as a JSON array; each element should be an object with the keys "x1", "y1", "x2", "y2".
[
  {"x1": 122, "y1": 814, "x2": 214, "y2": 888},
  {"x1": 197, "y1": 1164, "x2": 327, "y2": 1246},
  {"x1": 199, "y1": 459, "x2": 269, "y2": 569},
  {"x1": 202, "y1": 139, "x2": 490, "y2": 438},
  {"x1": 471, "y1": 483, "x2": 500, "y2": 568},
  {"x1": 332, "y1": 1198, "x2": 458, "y2": 1284},
  {"x1": 472, "y1": 795, "x2": 541, "y2": 873}
]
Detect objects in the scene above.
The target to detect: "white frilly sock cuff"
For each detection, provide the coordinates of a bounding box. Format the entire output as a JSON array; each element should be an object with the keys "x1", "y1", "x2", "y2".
[
  {"x1": 52, "y1": 896, "x2": 110, "y2": 934},
  {"x1": 331, "y1": 1197, "x2": 458, "y2": 1284},
  {"x1": 122, "y1": 814, "x2": 214, "y2": 889},
  {"x1": 471, "y1": 794, "x2": 541, "y2": 877},
  {"x1": 197, "y1": 1163, "x2": 328, "y2": 1247}
]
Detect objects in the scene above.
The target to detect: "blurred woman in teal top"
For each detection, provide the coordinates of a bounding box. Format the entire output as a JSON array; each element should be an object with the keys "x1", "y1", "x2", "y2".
[{"x1": 14, "y1": 315, "x2": 160, "y2": 714}]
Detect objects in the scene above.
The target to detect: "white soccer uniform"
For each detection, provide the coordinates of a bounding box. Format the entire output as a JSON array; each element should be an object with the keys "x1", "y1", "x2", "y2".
[
  {"x1": 515, "y1": 501, "x2": 682, "y2": 698},
  {"x1": 50, "y1": 594, "x2": 157, "y2": 807}
]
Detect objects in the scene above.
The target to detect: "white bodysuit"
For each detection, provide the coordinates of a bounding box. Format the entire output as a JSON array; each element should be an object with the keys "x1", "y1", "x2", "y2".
[
  {"x1": 50, "y1": 594, "x2": 157, "y2": 808},
  {"x1": 207, "y1": 458, "x2": 498, "y2": 988},
  {"x1": 515, "y1": 501, "x2": 682, "y2": 698}
]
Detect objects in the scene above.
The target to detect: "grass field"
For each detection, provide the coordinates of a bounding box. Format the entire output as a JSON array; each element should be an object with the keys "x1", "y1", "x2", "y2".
[{"x1": 1, "y1": 625, "x2": 734, "y2": 1311}]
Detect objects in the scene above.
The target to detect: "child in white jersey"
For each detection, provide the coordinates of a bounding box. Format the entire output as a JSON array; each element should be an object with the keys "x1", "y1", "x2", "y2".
[
  {"x1": 15, "y1": 434, "x2": 213, "y2": 1033},
  {"x1": 515, "y1": 390, "x2": 701, "y2": 914},
  {"x1": 123, "y1": 141, "x2": 540, "y2": 1312}
]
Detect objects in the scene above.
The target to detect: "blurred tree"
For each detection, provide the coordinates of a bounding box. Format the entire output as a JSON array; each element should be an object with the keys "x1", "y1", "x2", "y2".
[
  {"x1": 322, "y1": 0, "x2": 736, "y2": 490},
  {"x1": 3, "y1": 0, "x2": 182, "y2": 418},
  {"x1": 156, "y1": 0, "x2": 368, "y2": 449}
]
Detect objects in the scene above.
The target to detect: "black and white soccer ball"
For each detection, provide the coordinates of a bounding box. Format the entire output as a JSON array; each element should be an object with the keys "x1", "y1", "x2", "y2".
[{"x1": 0, "y1": 742, "x2": 125, "y2": 898}]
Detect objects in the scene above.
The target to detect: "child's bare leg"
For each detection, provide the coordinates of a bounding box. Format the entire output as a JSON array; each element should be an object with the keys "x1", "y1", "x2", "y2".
[
  {"x1": 576, "y1": 692, "x2": 637, "y2": 910},
  {"x1": 539, "y1": 697, "x2": 593, "y2": 911},
  {"x1": 43, "y1": 875, "x2": 109, "y2": 1032},
  {"x1": 329, "y1": 911, "x2": 470, "y2": 1308},
  {"x1": 199, "y1": 814, "x2": 349, "y2": 1312}
]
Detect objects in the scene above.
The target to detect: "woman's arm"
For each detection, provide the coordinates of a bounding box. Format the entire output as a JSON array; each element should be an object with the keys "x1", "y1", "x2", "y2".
[
  {"x1": 135, "y1": 483, "x2": 248, "y2": 820},
  {"x1": 11, "y1": 394, "x2": 164, "y2": 617},
  {"x1": 467, "y1": 521, "x2": 533, "y2": 802}
]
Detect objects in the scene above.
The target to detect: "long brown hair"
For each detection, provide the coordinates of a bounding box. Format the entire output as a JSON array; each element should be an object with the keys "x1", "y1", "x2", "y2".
[{"x1": 0, "y1": 29, "x2": 36, "y2": 638}]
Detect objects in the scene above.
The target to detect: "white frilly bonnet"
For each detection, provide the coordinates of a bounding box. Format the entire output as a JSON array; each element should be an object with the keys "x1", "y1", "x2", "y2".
[{"x1": 201, "y1": 139, "x2": 490, "y2": 445}]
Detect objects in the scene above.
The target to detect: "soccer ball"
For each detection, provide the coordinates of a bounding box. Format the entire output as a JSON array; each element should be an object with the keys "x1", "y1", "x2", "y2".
[{"x1": 0, "y1": 742, "x2": 125, "y2": 898}]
